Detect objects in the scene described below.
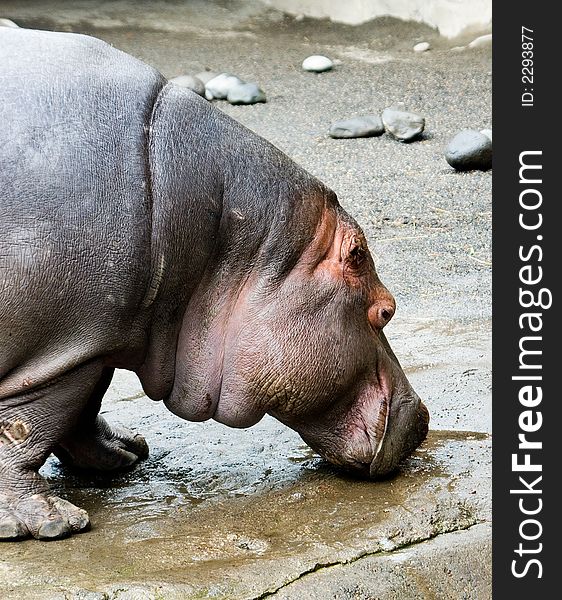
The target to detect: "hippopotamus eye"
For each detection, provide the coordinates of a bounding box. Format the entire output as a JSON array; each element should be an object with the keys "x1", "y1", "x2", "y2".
[
  {"x1": 348, "y1": 236, "x2": 366, "y2": 267},
  {"x1": 342, "y1": 234, "x2": 371, "y2": 286},
  {"x1": 349, "y1": 243, "x2": 365, "y2": 262}
]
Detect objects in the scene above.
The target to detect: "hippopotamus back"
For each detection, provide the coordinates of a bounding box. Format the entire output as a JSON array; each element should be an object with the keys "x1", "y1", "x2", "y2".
[{"x1": 0, "y1": 28, "x2": 165, "y2": 387}]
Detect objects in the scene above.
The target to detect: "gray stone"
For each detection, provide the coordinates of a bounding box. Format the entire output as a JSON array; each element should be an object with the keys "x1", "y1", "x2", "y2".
[
  {"x1": 205, "y1": 72, "x2": 245, "y2": 100},
  {"x1": 329, "y1": 115, "x2": 384, "y2": 139},
  {"x1": 445, "y1": 129, "x2": 492, "y2": 171},
  {"x1": 0, "y1": 18, "x2": 19, "y2": 28},
  {"x1": 227, "y1": 82, "x2": 266, "y2": 105},
  {"x1": 302, "y1": 55, "x2": 333, "y2": 72},
  {"x1": 169, "y1": 74, "x2": 206, "y2": 97},
  {"x1": 381, "y1": 106, "x2": 425, "y2": 141},
  {"x1": 413, "y1": 41, "x2": 430, "y2": 52}
]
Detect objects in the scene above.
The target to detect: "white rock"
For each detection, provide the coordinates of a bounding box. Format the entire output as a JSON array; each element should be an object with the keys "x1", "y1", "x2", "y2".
[
  {"x1": 0, "y1": 18, "x2": 19, "y2": 28},
  {"x1": 205, "y1": 73, "x2": 245, "y2": 100},
  {"x1": 468, "y1": 34, "x2": 492, "y2": 49},
  {"x1": 413, "y1": 42, "x2": 430, "y2": 53},
  {"x1": 450, "y1": 46, "x2": 466, "y2": 52},
  {"x1": 480, "y1": 129, "x2": 492, "y2": 142},
  {"x1": 302, "y1": 55, "x2": 333, "y2": 73}
]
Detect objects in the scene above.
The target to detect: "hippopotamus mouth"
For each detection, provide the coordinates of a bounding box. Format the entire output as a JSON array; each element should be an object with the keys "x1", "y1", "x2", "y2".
[
  {"x1": 368, "y1": 392, "x2": 430, "y2": 478},
  {"x1": 302, "y1": 389, "x2": 429, "y2": 479},
  {"x1": 289, "y1": 332, "x2": 430, "y2": 480}
]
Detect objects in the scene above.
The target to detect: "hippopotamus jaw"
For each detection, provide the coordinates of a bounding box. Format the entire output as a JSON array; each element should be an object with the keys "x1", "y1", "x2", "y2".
[
  {"x1": 278, "y1": 346, "x2": 429, "y2": 480},
  {"x1": 364, "y1": 345, "x2": 429, "y2": 478},
  {"x1": 339, "y1": 373, "x2": 392, "y2": 473},
  {"x1": 267, "y1": 360, "x2": 391, "y2": 475},
  {"x1": 309, "y1": 389, "x2": 391, "y2": 476}
]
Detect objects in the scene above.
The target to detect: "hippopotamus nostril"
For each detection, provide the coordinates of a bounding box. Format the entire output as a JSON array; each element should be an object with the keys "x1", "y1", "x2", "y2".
[
  {"x1": 380, "y1": 306, "x2": 394, "y2": 324},
  {"x1": 369, "y1": 298, "x2": 395, "y2": 330}
]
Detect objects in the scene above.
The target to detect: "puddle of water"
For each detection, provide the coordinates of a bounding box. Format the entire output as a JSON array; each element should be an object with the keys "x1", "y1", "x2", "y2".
[
  {"x1": 5, "y1": 320, "x2": 491, "y2": 597},
  {"x1": 2, "y1": 429, "x2": 491, "y2": 600}
]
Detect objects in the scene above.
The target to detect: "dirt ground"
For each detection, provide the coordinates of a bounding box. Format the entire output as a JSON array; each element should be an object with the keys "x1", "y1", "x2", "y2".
[{"x1": 1, "y1": 1, "x2": 492, "y2": 598}]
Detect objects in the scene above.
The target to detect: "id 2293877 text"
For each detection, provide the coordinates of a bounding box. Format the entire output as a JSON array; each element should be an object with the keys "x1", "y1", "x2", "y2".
[{"x1": 521, "y1": 26, "x2": 534, "y2": 107}]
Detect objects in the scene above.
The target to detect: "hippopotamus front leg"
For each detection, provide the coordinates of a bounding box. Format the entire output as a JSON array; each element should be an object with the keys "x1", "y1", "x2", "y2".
[
  {"x1": 0, "y1": 360, "x2": 146, "y2": 541},
  {"x1": 54, "y1": 368, "x2": 148, "y2": 471}
]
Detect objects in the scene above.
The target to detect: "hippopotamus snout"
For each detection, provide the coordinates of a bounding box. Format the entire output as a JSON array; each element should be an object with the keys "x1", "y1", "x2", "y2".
[
  {"x1": 363, "y1": 329, "x2": 430, "y2": 477},
  {"x1": 369, "y1": 385, "x2": 429, "y2": 478},
  {"x1": 292, "y1": 351, "x2": 429, "y2": 480}
]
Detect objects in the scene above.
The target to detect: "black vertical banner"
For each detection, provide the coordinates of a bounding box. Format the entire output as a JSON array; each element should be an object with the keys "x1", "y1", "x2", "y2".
[{"x1": 493, "y1": 3, "x2": 559, "y2": 596}]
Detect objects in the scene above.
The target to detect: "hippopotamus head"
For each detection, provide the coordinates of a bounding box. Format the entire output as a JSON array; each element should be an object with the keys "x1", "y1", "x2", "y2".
[
  {"x1": 226, "y1": 207, "x2": 428, "y2": 478},
  {"x1": 165, "y1": 161, "x2": 429, "y2": 478}
]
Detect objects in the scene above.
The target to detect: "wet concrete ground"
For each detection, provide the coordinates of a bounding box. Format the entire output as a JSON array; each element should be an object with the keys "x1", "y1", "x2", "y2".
[
  {"x1": 1, "y1": 2, "x2": 491, "y2": 598},
  {"x1": 4, "y1": 414, "x2": 491, "y2": 598}
]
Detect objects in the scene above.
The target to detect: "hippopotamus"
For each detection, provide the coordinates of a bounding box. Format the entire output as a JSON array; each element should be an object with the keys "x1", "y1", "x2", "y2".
[{"x1": 0, "y1": 27, "x2": 429, "y2": 541}]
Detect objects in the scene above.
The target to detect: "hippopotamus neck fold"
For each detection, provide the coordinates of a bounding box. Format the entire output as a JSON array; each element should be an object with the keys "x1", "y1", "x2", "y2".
[
  {"x1": 137, "y1": 84, "x2": 332, "y2": 403},
  {"x1": 139, "y1": 85, "x2": 337, "y2": 417}
]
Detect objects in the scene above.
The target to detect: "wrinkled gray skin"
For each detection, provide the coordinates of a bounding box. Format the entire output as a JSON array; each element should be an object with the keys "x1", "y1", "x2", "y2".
[{"x1": 0, "y1": 28, "x2": 429, "y2": 541}]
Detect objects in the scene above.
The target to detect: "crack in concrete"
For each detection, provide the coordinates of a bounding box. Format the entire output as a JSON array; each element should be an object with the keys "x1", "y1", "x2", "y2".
[{"x1": 251, "y1": 519, "x2": 484, "y2": 599}]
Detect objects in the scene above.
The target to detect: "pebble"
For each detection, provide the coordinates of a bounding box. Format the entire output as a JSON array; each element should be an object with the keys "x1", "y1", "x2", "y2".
[
  {"x1": 468, "y1": 34, "x2": 492, "y2": 49},
  {"x1": 169, "y1": 75, "x2": 206, "y2": 97},
  {"x1": 381, "y1": 106, "x2": 425, "y2": 142},
  {"x1": 329, "y1": 116, "x2": 384, "y2": 139},
  {"x1": 205, "y1": 73, "x2": 245, "y2": 100},
  {"x1": 450, "y1": 46, "x2": 465, "y2": 52},
  {"x1": 444, "y1": 130, "x2": 492, "y2": 171},
  {"x1": 0, "y1": 18, "x2": 19, "y2": 28},
  {"x1": 227, "y1": 82, "x2": 266, "y2": 105},
  {"x1": 480, "y1": 129, "x2": 492, "y2": 142},
  {"x1": 413, "y1": 42, "x2": 430, "y2": 53},
  {"x1": 302, "y1": 55, "x2": 333, "y2": 73}
]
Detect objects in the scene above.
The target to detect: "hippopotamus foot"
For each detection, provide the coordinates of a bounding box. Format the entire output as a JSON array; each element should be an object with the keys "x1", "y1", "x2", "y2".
[
  {"x1": 0, "y1": 360, "x2": 115, "y2": 540},
  {"x1": 54, "y1": 415, "x2": 149, "y2": 472},
  {"x1": 0, "y1": 488, "x2": 89, "y2": 540}
]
